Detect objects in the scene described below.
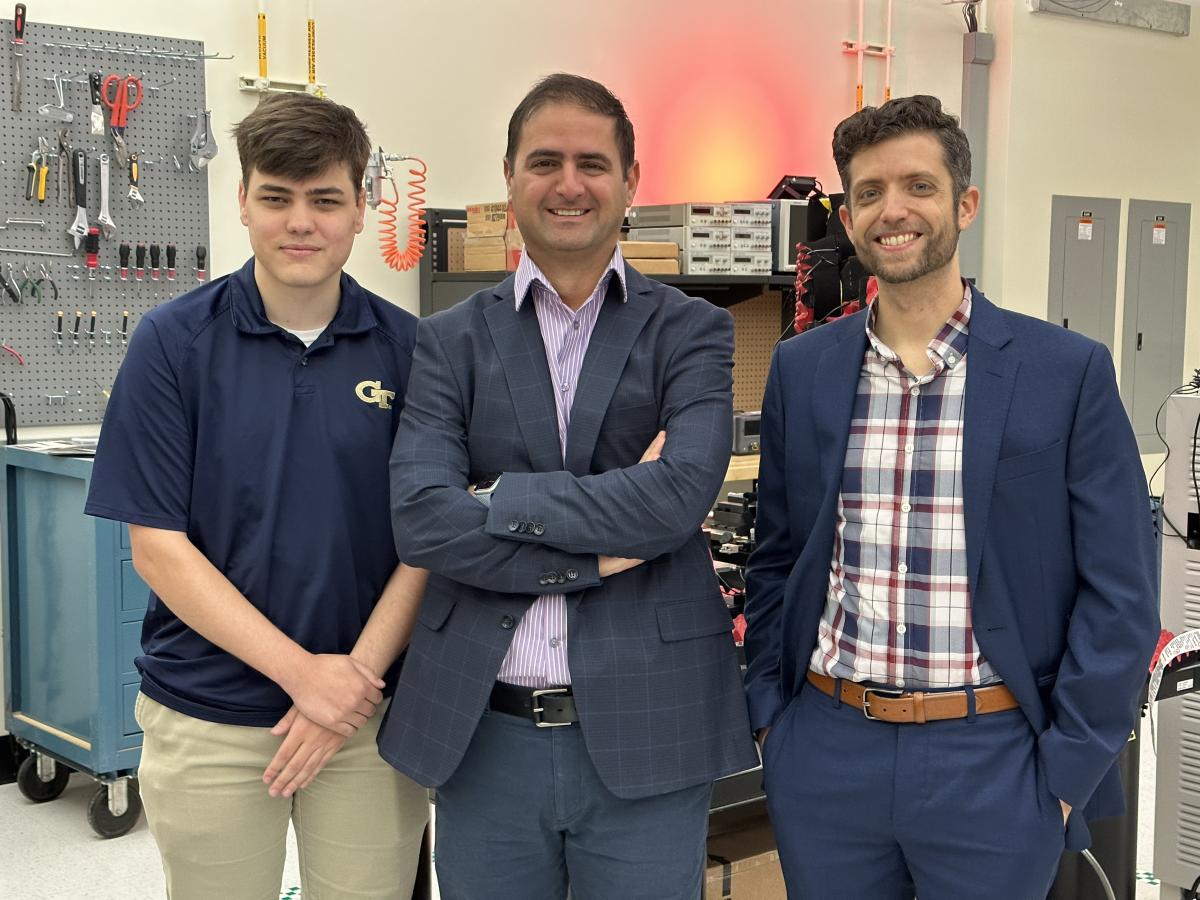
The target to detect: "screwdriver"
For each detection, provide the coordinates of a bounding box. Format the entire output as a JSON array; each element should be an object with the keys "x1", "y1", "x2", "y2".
[
  {"x1": 149, "y1": 243, "x2": 161, "y2": 281},
  {"x1": 166, "y1": 243, "x2": 177, "y2": 281},
  {"x1": 196, "y1": 244, "x2": 207, "y2": 282},
  {"x1": 135, "y1": 242, "x2": 146, "y2": 282},
  {"x1": 120, "y1": 309, "x2": 129, "y2": 347},
  {"x1": 54, "y1": 310, "x2": 64, "y2": 350},
  {"x1": 88, "y1": 310, "x2": 97, "y2": 349},
  {"x1": 72, "y1": 310, "x2": 82, "y2": 348},
  {"x1": 118, "y1": 242, "x2": 130, "y2": 281},
  {"x1": 85, "y1": 227, "x2": 100, "y2": 302}
]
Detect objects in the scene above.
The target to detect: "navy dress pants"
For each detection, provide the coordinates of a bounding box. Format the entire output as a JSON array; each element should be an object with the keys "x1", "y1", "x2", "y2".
[
  {"x1": 434, "y1": 706, "x2": 712, "y2": 900},
  {"x1": 763, "y1": 682, "x2": 1067, "y2": 900}
]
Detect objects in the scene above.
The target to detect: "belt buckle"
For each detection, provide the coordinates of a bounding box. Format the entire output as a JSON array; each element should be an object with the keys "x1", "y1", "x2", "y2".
[
  {"x1": 531, "y1": 687, "x2": 572, "y2": 728},
  {"x1": 861, "y1": 688, "x2": 906, "y2": 721}
]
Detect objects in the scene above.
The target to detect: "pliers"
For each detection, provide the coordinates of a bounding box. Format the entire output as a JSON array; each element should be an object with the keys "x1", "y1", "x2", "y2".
[{"x1": 24, "y1": 138, "x2": 48, "y2": 202}]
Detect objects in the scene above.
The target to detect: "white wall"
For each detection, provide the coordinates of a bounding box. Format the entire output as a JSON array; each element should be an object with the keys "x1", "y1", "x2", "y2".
[{"x1": 28, "y1": 0, "x2": 967, "y2": 316}]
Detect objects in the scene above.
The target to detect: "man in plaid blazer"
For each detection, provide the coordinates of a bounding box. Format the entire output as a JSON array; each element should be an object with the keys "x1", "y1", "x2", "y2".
[
  {"x1": 744, "y1": 95, "x2": 1159, "y2": 899},
  {"x1": 377, "y1": 73, "x2": 757, "y2": 900}
]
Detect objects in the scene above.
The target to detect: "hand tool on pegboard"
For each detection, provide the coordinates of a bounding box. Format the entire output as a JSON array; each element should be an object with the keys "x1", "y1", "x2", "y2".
[
  {"x1": 102, "y1": 72, "x2": 141, "y2": 167},
  {"x1": 67, "y1": 149, "x2": 88, "y2": 247},
  {"x1": 166, "y1": 243, "x2": 176, "y2": 280},
  {"x1": 34, "y1": 135, "x2": 49, "y2": 203},
  {"x1": 117, "y1": 242, "x2": 129, "y2": 281},
  {"x1": 97, "y1": 154, "x2": 116, "y2": 238},
  {"x1": 189, "y1": 109, "x2": 218, "y2": 171},
  {"x1": 56, "y1": 130, "x2": 72, "y2": 206},
  {"x1": 149, "y1": 243, "x2": 160, "y2": 281},
  {"x1": 196, "y1": 244, "x2": 207, "y2": 281},
  {"x1": 88, "y1": 72, "x2": 104, "y2": 135},
  {"x1": 84, "y1": 226, "x2": 100, "y2": 302},
  {"x1": 10, "y1": 3, "x2": 25, "y2": 112},
  {"x1": 38, "y1": 72, "x2": 73, "y2": 123},
  {"x1": 127, "y1": 151, "x2": 144, "y2": 204},
  {"x1": 134, "y1": 242, "x2": 145, "y2": 282}
]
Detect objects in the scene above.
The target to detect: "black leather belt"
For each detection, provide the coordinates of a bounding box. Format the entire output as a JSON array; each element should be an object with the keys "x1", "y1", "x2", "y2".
[{"x1": 489, "y1": 681, "x2": 578, "y2": 727}]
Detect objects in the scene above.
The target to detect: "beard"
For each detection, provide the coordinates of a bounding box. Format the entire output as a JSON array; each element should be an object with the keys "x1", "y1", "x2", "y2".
[{"x1": 856, "y1": 221, "x2": 960, "y2": 285}]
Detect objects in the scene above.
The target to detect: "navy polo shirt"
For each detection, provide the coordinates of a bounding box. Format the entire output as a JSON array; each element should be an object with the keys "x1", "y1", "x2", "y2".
[{"x1": 86, "y1": 257, "x2": 417, "y2": 726}]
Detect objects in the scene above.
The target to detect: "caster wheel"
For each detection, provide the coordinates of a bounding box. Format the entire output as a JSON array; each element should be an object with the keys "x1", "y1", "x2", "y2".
[
  {"x1": 16, "y1": 755, "x2": 70, "y2": 803},
  {"x1": 87, "y1": 780, "x2": 142, "y2": 838}
]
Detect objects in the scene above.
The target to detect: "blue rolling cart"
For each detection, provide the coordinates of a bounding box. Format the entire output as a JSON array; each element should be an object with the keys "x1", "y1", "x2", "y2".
[{"x1": 1, "y1": 446, "x2": 147, "y2": 837}]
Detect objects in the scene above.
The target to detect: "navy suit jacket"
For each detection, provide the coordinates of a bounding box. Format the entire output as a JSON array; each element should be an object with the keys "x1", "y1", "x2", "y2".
[
  {"x1": 378, "y1": 264, "x2": 758, "y2": 799},
  {"x1": 743, "y1": 287, "x2": 1159, "y2": 848}
]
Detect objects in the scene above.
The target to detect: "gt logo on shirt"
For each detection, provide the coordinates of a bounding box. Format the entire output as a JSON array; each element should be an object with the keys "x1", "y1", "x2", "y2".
[{"x1": 355, "y1": 380, "x2": 395, "y2": 410}]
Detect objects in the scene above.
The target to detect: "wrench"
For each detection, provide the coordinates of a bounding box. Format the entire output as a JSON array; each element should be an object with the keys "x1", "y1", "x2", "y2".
[
  {"x1": 97, "y1": 154, "x2": 116, "y2": 239},
  {"x1": 66, "y1": 149, "x2": 89, "y2": 248},
  {"x1": 189, "y1": 109, "x2": 218, "y2": 171},
  {"x1": 57, "y1": 130, "x2": 71, "y2": 206},
  {"x1": 127, "y1": 152, "x2": 144, "y2": 204}
]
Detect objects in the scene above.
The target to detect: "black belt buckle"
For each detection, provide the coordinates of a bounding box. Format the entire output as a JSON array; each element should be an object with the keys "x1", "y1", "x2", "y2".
[
  {"x1": 861, "y1": 688, "x2": 906, "y2": 721},
  {"x1": 531, "y1": 687, "x2": 572, "y2": 728}
]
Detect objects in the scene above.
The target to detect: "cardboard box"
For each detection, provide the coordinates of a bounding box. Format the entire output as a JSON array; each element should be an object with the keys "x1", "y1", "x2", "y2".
[
  {"x1": 465, "y1": 201, "x2": 511, "y2": 238},
  {"x1": 627, "y1": 257, "x2": 681, "y2": 275},
  {"x1": 619, "y1": 240, "x2": 680, "y2": 259},
  {"x1": 463, "y1": 228, "x2": 523, "y2": 272},
  {"x1": 705, "y1": 820, "x2": 785, "y2": 900}
]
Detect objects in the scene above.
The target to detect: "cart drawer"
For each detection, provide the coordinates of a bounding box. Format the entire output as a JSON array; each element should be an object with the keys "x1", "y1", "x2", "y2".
[
  {"x1": 120, "y1": 522, "x2": 131, "y2": 549},
  {"x1": 120, "y1": 620, "x2": 141, "y2": 677},
  {"x1": 122, "y1": 683, "x2": 142, "y2": 736},
  {"x1": 120, "y1": 560, "x2": 150, "y2": 612}
]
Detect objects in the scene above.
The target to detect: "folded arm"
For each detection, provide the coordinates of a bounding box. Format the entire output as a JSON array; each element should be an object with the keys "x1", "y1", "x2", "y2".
[{"x1": 484, "y1": 304, "x2": 735, "y2": 559}]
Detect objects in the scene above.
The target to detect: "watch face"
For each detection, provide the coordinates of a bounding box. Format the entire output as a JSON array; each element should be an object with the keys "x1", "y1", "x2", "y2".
[{"x1": 475, "y1": 476, "x2": 500, "y2": 494}]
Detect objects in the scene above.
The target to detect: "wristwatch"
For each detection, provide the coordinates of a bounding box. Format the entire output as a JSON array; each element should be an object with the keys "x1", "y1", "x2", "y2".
[{"x1": 473, "y1": 474, "x2": 502, "y2": 507}]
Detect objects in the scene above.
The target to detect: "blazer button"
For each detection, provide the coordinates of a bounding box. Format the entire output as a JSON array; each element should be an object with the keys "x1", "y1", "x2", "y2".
[
  {"x1": 538, "y1": 574, "x2": 548, "y2": 586},
  {"x1": 508, "y1": 520, "x2": 519, "y2": 532},
  {"x1": 534, "y1": 524, "x2": 545, "y2": 536},
  {"x1": 556, "y1": 572, "x2": 567, "y2": 584},
  {"x1": 517, "y1": 522, "x2": 527, "y2": 533},
  {"x1": 566, "y1": 568, "x2": 578, "y2": 581},
  {"x1": 500, "y1": 615, "x2": 515, "y2": 630}
]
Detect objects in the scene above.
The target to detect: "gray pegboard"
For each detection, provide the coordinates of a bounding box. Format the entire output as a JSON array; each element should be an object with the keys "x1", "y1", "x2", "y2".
[{"x1": 0, "y1": 18, "x2": 211, "y2": 427}]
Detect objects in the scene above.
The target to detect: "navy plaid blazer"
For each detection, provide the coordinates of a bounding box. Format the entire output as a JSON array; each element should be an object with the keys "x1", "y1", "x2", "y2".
[{"x1": 377, "y1": 264, "x2": 758, "y2": 799}]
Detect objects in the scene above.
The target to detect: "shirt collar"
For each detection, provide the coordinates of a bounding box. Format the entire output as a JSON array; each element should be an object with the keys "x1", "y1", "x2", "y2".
[
  {"x1": 865, "y1": 280, "x2": 972, "y2": 372},
  {"x1": 513, "y1": 245, "x2": 628, "y2": 311},
  {"x1": 229, "y1": 256, "x2": 379, "y2": 339}
]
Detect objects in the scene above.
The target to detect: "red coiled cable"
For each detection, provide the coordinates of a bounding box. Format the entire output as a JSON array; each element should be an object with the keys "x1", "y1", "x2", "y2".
[{"x1": 378, "y1": 157, "x2": 428, "y2": 272}]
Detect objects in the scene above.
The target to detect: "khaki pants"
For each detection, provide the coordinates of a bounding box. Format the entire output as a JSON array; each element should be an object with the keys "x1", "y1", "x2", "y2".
[{"x1": 135, "y1": 692, "x2": 429, "y2": 900}]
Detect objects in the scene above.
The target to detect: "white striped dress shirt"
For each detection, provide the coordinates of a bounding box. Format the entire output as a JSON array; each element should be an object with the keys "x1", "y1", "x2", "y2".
[{"x1": 496, "y1": 246, "x2": 628, "y2": 687}]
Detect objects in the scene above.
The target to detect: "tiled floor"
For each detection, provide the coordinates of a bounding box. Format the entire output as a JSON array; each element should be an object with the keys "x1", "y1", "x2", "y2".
[{"x1": 0, "y1": 733, "x2": 1171, "y2": 899}]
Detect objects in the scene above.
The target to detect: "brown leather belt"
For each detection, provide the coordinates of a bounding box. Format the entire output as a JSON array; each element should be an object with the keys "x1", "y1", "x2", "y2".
[{"x1": 806, "y1": 671, "x2": 1019, "y2": 724}]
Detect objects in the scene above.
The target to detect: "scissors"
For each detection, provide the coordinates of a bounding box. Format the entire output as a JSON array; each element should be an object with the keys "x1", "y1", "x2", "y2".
[{"x1": 102, "y1": 74, "x2": 143, "y2": 166}]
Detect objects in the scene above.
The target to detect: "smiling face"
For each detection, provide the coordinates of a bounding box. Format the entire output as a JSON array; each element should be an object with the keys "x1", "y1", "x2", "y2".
[
  {"x1": 838, "y1": 132, "x2": 978, "y2": 286},
  {"x1": 237, "y1": 162, "x2": 366, "y2": 300},
  {"x1": 504, "y1": 101, "x2": 639, "y2": 272}
]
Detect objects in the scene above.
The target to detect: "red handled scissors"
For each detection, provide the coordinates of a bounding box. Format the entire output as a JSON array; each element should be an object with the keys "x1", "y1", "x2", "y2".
[{"x1": 102, "y1": 74, "x2": 143, "y2": 165}]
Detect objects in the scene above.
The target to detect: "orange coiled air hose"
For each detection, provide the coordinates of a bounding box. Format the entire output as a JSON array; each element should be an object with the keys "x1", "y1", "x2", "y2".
[{"x1": 378, "y1": 157, "x2": 427, "y2": 272}]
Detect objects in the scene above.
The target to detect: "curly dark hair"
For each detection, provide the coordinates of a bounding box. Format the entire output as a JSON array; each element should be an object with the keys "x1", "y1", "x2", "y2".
[
  {"x1": 506, "y1": 73, "x2": 635, "y2": 176},
  {"x1": 832, "y1": 95, "x2": 971, "y2": 208}
]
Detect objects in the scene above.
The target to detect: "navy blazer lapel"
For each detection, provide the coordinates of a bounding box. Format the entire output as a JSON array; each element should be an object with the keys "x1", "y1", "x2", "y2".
[
  {"x1": 962, "y1": 288, "x2": 1018, "y2": 595},
  {"x1": 564, "y1": 267, "x2": 654, "y2": 476},
  {"x1": 812, "y1": 316, "x2": 869, "y2": 493},
  {"x1": 482, "y1": 282, "x2": 564, "y2": 472}
]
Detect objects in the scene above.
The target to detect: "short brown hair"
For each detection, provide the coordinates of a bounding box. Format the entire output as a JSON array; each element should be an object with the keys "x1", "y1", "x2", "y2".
[
  {"x1": 233, "y1": 93, "x2": 371, "y2": 189},
  {"x1": 506, "y1": 73, "x2": 635, "y2": 175},
  {"x1": 833, "y1": 95, "x2": 971, "y2": 209}
]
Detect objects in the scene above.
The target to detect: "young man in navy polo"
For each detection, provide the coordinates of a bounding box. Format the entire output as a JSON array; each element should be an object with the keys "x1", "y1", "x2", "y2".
[{"x1": 86, "y1": 93, "x2": 429, "y2": 899}]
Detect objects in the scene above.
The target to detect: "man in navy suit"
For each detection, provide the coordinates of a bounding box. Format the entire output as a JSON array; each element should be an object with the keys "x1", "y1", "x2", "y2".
[
  {"x1": 744, "y1": 95, "x2": 1159, "y2": 899},
  {"x1": 377, "y1": 73, "x2": 757, "y2": 900}
]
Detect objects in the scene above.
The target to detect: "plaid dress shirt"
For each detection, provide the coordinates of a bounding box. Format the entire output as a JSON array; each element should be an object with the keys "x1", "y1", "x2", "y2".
[{"x1": 809, "y1": 285, "x2": 999, "y2": 689}]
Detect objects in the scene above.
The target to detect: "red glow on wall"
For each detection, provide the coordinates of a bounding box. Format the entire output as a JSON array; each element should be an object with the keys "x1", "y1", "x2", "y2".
[{"x1": 617, "y1": 29, "x2": 831, "y2": 205}]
